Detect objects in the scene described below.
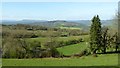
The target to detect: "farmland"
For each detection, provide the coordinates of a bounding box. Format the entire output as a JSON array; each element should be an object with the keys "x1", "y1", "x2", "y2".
[
  {"x1": 2, "y1": 54, "x2": 118, "y2": 66},
  {"x1": 27, "y1": 35, "x2": 89, "y2": 44},
  {"x1": 1, "y1": 14, "x2": 120, "y2": 67},
  {"x1": 2, "y1": 23, "x2": 119, "y2": 66},
  {"x1": 57, "y1": 42, "x2": 88, "y2": 55}
]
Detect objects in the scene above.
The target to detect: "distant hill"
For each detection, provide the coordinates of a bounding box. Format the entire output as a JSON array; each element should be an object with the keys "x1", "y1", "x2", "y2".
[
  {"x1": 66, "y1": 20, "x2": 113, "y2": 26},
  {"x1": 1, "y1": 19, "x2": 113, "y2": 29},
  {"x1": 29, "y1": 20, "x2": 88, "y2": 28},
  {"x1": 1, "y1": 20, "x2": 47, "y2": 25}
]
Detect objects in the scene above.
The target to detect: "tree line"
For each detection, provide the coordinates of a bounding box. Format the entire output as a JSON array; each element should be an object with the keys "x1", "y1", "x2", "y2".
[{"x1": 2, "y1": 24, "x2": 88, "y2": 38}]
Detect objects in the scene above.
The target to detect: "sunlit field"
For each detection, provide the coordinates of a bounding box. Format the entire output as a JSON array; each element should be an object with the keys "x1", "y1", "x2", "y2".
[
  {"x1": 2, "y1": 54, "x2": 118, "y2": 66},
  {"x1": 57, "y1": 42, "x2": 88, "y2": 55}
]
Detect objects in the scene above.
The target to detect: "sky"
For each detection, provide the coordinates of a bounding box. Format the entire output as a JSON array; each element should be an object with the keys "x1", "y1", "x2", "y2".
[
  {"x1": 1, "y1": 2, "x2": 118, "y2": 20},
  {"x1": 2, "y1": 0, "x2": 120, "y2": 2}
]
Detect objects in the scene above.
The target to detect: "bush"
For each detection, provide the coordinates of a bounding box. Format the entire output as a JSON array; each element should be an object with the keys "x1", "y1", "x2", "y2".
[
  {"x1": 93, "y1": 54, "x2": 98, "y2": 57},
  {"x1": 76, "y1": 49, "x2": 91, "y2": 57},
  {"x1": 2, "y1": 36, "x2": 43, "y2": 58},
  {"x1": 44, "y1": 38, "x2": 84, "y2": 48},
  {"x1": 41, "y1": 46, "x2": 60, "y2": 58}
]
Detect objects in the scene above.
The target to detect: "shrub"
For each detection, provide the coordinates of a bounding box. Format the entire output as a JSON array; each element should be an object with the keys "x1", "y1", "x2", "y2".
[{"x1": 93, "y1": 54, "x2": 98, "y2": 57}]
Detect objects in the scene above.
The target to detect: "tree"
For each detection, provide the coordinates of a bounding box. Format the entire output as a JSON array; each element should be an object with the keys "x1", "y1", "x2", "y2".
[
  {"x1": 90, "y1": 15, "x2": 102, "y2": 54},
  {"x1": 113, "y1": 33, "x2": 119, "y2": 52},
  {"x1": 101, "y1": 27, "x2": 109, "y2": 53},
  {"x1": 112, "y1": 11, "x2": 120, "y2": 52}
]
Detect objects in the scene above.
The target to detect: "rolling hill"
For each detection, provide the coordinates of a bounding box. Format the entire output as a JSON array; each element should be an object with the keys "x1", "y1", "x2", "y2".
[{"x1": 1, "y1": 20, "x2": 113, "y2": 31}]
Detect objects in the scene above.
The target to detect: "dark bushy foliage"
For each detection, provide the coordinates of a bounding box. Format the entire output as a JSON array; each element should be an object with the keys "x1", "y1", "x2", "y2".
[
  {"x1": 72, "y1": 49, "x2": 91, "y2": 57},
  {"x1": 44, "y1": 38, "x2": 83, "y2": 48}
]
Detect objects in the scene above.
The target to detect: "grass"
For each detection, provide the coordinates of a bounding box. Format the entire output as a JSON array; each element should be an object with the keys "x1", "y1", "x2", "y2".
[
  {"x1": 26, "y1": 35, "x2": 89, "y2": 45},
  {"x1": 60, "y1": 27, "x2": 81, "y2": 30},
  {"x1": 26, "y1": 35, "x2": 89, "y2": 49},
  {"x1": 3, "y1": 34, "x2": 118, "y2": 66},
  {"x1": 2, "y1": 54, "x2": 118, "y2": 66},
  {"x1": 0, "y1": 59, "x2": 2, "y2": 67},
  {"x1": 57, "y1": 42, "x2": 88, "y2": 55}
]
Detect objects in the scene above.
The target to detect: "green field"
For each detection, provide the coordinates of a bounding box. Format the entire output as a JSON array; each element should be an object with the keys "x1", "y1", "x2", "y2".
[
  {"x1": 26, "y1": 35, "x2": 89, "y2": 49},
  {"x1": 57, "y1": 42, "x2": 88, "y2": 55},
  {"x1": 0, "y1": 59, "x2": 2, "y2": 67},
  {"x1": 60, "y1": 27, "x2": 81, "y2": 30},
  {"x1": 2, "y1": 34, "x2": 119, "y2": 66},
  {"x1": 27, "y1": 35, "x2": 89, "y2": 43},
  {"x1": 2, "y1": 54, "x2": 118, "y2": 66}
]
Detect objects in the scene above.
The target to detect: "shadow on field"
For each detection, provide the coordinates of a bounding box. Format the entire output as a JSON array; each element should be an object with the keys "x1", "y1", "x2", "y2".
[
  {"x1": 97, "y1": 51, "x2": 120, "y2": 54},
  {"x1": 2, "y1": 66, "x2": 120, "y2": 68}
]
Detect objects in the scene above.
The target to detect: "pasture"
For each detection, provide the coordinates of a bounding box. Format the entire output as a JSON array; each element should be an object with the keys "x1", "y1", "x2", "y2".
[
  {"x1": 57, "y1": 42, "x2": 88, "y2": 55},
  {"x1": 2, "y1": 23, "x2": 119, "y2": 67},
  {"x1": 60, "y1": 26, "x2": 81, "y2": 30},
  {"x1": 2, "y1": 54, "x2": 118, "y2": 66},
  {"x1": 27, "y1": 35, "x2": 89, "y2": 44}
]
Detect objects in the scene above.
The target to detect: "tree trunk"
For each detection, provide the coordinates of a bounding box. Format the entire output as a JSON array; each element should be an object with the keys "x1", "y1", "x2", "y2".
[
  {"x1": 93, "y1": 49, "x2": 97, "y2": 54},
  {"x1": 103, "y1": 47, "x2": 106, "y2": 53},
  {"x1": 115, "y1": 45, "x2": 118, "y2": 52}
]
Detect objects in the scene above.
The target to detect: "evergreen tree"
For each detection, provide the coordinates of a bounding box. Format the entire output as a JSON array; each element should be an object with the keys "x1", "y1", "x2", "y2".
[
  {"x1": 90, "y1": 15, "x2": 102, "y2": 54},
  {"x1": 113, "y1": 32, "x2": 119, "y2": 52},
  {"x1": 101, "y1": 27, "x2": 108, "y2": 53}
]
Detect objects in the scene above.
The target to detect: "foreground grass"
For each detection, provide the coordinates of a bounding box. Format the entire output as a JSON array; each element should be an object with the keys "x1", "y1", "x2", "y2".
[
  {"x1": 2, "y1": 54, "x2": 118, "y2": 66},
  {"x1": 0, "y1": 59, "x2": 2, "y2": 67},
  {"x1": 57, "y1": 42, "x2": 88, "y2": 55}
]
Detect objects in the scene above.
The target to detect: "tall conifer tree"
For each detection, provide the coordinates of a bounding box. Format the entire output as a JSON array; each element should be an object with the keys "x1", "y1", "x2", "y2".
[{"x1": 90, "y1": 15, "x2": 102, "y2": 54}]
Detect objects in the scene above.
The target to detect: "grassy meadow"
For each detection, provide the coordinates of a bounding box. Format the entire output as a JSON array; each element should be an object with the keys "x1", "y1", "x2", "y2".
[
  {"x1": 2, "y1": 17, "x2": 119, "y2": 67},
  {"x1": 2, "y1": 54, "x2": 118, "y2": 66},
  {"x1": 27, "y1": 35, "x2": 89, "y2": 43},
  {"x1": 57, "y1": 42, "x2": 88, "y2": 55}
]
